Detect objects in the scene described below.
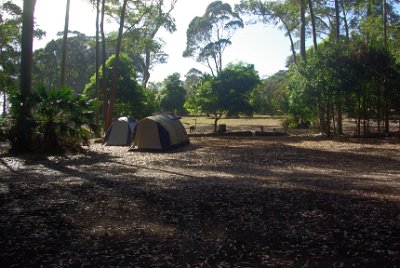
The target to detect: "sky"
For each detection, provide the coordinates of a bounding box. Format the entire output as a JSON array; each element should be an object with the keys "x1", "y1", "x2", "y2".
[{"x1": 31, "y1": 0, "x2": 291, "y2": 82}]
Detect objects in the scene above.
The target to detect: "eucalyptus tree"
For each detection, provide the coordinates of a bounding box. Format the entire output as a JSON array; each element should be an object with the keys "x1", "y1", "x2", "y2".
[
  {"x1": 347, "y1": 0, "x2": 400, "y2": 133},
  {"x1": 183, "y1": 1, "x2": 244, "y2": 77},
  {"x1": 299, "y1": 0, "x2": 306, "y2": 61},
  {"x1": 83, "y1": 53, "x2": 148, "y2": 119},
  {"x1": 13, "y1": 0, "x2": 37, "y2": 151},
  {"x1": 124, "y1": 0, "x2": 177, "y2": 88},
  {"x1": 105, "y1": 0, "x2": 128, "y2": 130},
  {"x1": 185, "y1": 62, "x2": 260, "y2": 132},
  {"x1": 250, "y1": 70, "x2": 289, "y2": 116},
  {"x1": 238, "y1": 0, "x2": 299, "y2": 64},
  {"x1": 308, "y1": 0, "x2": 317, "y2": 51},
  {"x1": 100, "y1": 0, "x2": 178, "y2": 129},
  {"x1": 184, "y1": 68, "x2": 203, "y2": 97},
  {"x1": 159, "y1": 72, "x2": 186, "y2": 115},
  {"x1": 33, "y1": 33, "x2": 96, "y2": 92},
  {"x1": 60, "y1": 0, "x2": 70, "y2": 87},
  {"x1": 0, "y1": 1, "x2": 22, "y2": 115}
]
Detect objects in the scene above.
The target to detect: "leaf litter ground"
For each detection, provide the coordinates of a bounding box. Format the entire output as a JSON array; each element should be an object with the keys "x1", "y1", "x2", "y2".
[{"x1": 1, "y1": 136, "x2": 400, "y2": 267}]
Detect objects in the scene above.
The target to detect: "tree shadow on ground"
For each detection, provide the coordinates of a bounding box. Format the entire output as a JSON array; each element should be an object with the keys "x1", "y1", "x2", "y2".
[{"x1": 0, "y1": 138, "x2": 400, "y2": 267}]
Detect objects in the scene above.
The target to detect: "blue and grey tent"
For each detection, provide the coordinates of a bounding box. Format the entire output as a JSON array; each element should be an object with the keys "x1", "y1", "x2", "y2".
[{"x1": 104, "y1": 117, "x2": 137, "y2": 146}]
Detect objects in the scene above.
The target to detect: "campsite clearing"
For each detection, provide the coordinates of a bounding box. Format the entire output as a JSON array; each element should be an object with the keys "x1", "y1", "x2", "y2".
[
  {"x1": 1, "y1": 135, "x2": 400, "y2": 267},
  {"x1": 180, "y1": 115, "x2": 285, "y2": 133}
]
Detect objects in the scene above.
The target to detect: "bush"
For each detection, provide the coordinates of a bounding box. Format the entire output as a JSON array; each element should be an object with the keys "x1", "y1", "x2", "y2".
[
  {"x1": 30, "y1": 86, "x2": 97, "y2": 152},
  {"x1": 281, "y1": 115, "x2": 310, "y2": 130}
]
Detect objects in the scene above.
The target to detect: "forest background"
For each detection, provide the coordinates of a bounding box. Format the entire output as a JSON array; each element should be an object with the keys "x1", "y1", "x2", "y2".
[{"x1": 1, "y1": 0, "x2": 400, "y2": 152}]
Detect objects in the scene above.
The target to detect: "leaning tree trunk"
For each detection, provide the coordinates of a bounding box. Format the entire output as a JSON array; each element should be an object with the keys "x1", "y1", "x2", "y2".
[
  {"x1": 15, "y1": 0, "x2": 37, "y2": 152},
  {"x1": 280, "y1": 18, "x2": 297, "y2": 65}
]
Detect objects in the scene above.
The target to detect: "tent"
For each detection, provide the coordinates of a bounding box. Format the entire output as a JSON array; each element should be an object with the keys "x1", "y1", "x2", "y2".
[
  {"x1": 104, "y1": 117, "x2": 137, "y2": 146},
  {"x1": 132, "y1": 114, "x2": 189, "y2": 150}
]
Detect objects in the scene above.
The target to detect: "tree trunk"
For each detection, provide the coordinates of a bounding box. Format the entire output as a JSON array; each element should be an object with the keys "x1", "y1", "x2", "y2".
[
  {"x1": 299, "y1": 0, "x2": 306, "y2": 62},
  {"x1": 281, "y1": 18, "x2": 297, "y2": 65},
  {"x1": 366, "y1": 0, "x2": 371, "y2": 43},
  {"x1": 105, "y1": 0, "x2": 128, "y2": 131},
  {"x1": 60, "y1": 0, "x2": 70, "y2": 87},
  {"x1": 2, "y1": 93, "x2": 7, "y2": 116},
  {"x1": 100, "y1": 0, "x2": 107, "y2": 131},
  {"x1": 357, "y1": 89, "x2": 361, "y2": 135},
  {"x1": 95, "y1": 0, "x2": 100, "y2": 127},
  {"x1": 340, "y1": 0, "x2": 349, "y2": 42},
  {"x1": 15, "y1": 0, "x2": 37, "y2": 152},
  {"x1": 334, "y1": 0, "x2": 343, "y2": 135},
  {"x1": 142, "y1": 49, "x2": 151, "y2": 89},
  {"x1": 383, "y1": 0, "x2": 389, "y2": 134},
  {"x1": 308, "y1": 0, "x2": 317, "y2": 51},
  {"x1": 334, "y1": 0, "x2": 340, "y2": 41},
  {"x1": 326, "y1": 100, "x2": 331, "y2": 137},
  {"x1": 383, "y1": 0, "x2": 387, "y2": 48}
]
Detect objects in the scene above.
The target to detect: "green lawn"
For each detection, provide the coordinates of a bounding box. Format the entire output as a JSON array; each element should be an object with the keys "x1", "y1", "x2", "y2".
[{"x1": 180, "y1": 115, "x2": 285, "y2": 133}]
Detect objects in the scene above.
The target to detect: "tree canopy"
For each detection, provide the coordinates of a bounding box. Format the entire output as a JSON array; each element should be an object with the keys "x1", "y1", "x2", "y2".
[
  {"x1": 83, "y1": 53, "x2": 149, "y2": 120},
  {"x1": 185, "y1": 62, "x2": 260, "y2": 132},
  {"x1": 183, "y1": 1, "x2": 244, "y2": 76},
  {"x1": 159, "y1": 72, "x2": 186, "y2": 115}
]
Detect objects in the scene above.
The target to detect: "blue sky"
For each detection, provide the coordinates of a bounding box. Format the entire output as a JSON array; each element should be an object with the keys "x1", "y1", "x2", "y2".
[{"x1": 32, "y1": 0, "x2": 291, "y2": 82}]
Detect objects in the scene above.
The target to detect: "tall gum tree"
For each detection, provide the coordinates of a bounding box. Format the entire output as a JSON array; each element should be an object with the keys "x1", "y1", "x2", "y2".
[
  {"x1": 237, "y1": 0, "x2": 299, "y2": 64},
  {"x1": 105, "y1": 0, "x2": 128, "y2": 131},
  {"x1": 183, "y1": 1, "x2": 243, "y2": 77},
  {"x1": 0, "y1": 1, "x2": 23, "y2": 115},
  {"x1": 14, "y1": 0, "x2": 37, "y2": 151},
  {"x1": 60, "y1": 0, "x2": 70, "y2": 87}
]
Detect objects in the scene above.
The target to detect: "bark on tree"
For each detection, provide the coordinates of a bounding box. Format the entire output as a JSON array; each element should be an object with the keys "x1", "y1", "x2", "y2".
[
  {"x1": 15, "y1": 0, "x2": 37, "y2": 151},
  {"x1": 383, "y1": 0, "x2": 389, "y2": 134},
  {"x1": 299, "y1": 0, "x2": 306, "y2": 62},
  {"x1": 308, "y1": 0, "x2": 317, "y2": 51},
  {"x1": 340, "y1": 0, "x2": 349, "y2": 42},
  {"x1": 100, "y1": 0, "x2": 107, "y2": 131},
  {"x1": 95, "y1": 0, "x2": 100, "y2": 125},
  {"x1": 105, "y1": 0, "x2": 128, "y2": 131},
  {"x1": 335, "y1": 0, "x2": 343, "y2": 135},
  {"x1": 60, "y1": 0, "x2": 71, "y2": 87}
]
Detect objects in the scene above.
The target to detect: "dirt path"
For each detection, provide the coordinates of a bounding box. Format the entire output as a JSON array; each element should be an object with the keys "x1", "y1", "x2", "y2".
[{"x1": 1, "y1": 136, "x2": 400, "y2": 267}]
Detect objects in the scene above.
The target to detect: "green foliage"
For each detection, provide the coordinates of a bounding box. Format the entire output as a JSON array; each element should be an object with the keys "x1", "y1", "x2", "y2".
[
  {"x1": 250, "y1": 70, "x2": 289, "y2": 116},
  {"x1": 217, "y1": 62, "x2": 260, "y2": 117},
  {"x1": 33, "y1": 33, "x2": 96, "y2": 92},
  {"x1": 30, "y1": 86, "x2": 96, "y2": 151},
  {"x1": 183, "y1": 1, "x2": 243, "y2": 75},
  {"x1": 184, "y1": 68, "x2": 203, "y2": 97},
  {"x1": 0, "y1": 1, "x2": 22, "y2": 100},
  {"x1": 185, "y1": 62, "x2": 260, "y2": 131},
  {"x1": 287, "y1": 39, "x2": 400, "y2": 135},
  {"x1": 159, "y1": 73, "x2": 187, "y2": 115},
  {"x1": 146, "y1": 82, "x2": 162, "y2": 114},
  {"x1": 83, "y1": 53, "x2": 150, "y2": 119},
  {"x1": 6, "y1": 85, "x2": 96, "y2": 152}
]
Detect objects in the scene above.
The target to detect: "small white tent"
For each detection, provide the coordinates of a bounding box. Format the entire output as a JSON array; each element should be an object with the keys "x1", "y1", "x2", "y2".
[
  {"x1": 132, "y1": 114, "x2": 189, "y2": 150},
  {"x1": 104, "y1": 117, "x2": 137, "y2": 146}
]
